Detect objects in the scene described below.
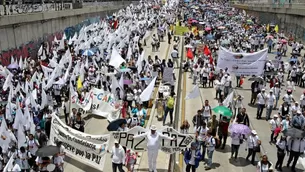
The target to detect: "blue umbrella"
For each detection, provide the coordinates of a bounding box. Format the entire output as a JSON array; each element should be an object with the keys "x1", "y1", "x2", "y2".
[
  {"x1": 82, "y1": 49, "x2": 95, "y2": 56},
  {"x1": 107, "y1": 119, "x2": 127, "y2": 131},
  {"x1": 289, "y1": 58, "x2": 297, "y2": 62},
  {"x1": 119, "y1": 68, "x2": 131, "y2": 73},
  {"x1": 206, "y1": 34, "x2": 214, "y2": 40},
  {"x1": 140, "y1": 77, "x2": 150, "y2": 81}
]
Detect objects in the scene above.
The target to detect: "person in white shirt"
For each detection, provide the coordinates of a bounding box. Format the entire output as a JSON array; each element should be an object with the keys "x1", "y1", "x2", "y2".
[
  {"x1": 257, "y1": 155, "x2": 273, "y2": 172},
  {"x1": 196, "y1": 122, "x2": 209, "y2": 161},
  {"x1": 205, "y1": 131, "x2": 216, "y2": 170},
  {"x1": 299, "y1": 90, "x2": 305, "y2": 110},
  {"x1": 256, "y1": 89, "x2": 266, "y2": 119},
  {"x1": 269, "y1": 114, "x2": 280, "y2": 143},
  {"x1": 27, "y1": 134, "x2": 40, "y2": 169},
  {"x1": 221, "y1": 74, "x2": 231, "y2": 98},
  {"x1": 11, "y1": 160, "x2": 21, "y2": 172},
  {"x1": 246, "y1": 130, "x2": 261, "y2": 165},
  {"x1": 272, "y1": 83, "x2": 281, "y2": 109},
  {"x1": 17, "y1": 146, "x2": 31, "y2": 171},
  {"x1": 282, "y1": 90, "x2": 294, "y2": 106},
  {"x1": 275, "y1": 136, "x2": 287, "y2": 171},
  {"x1": 109, "y1": 140, "x2": 125, "y2": 172},
  {"x1": 230, "y1": 132, "x2": 243, "y2": 160},
  {"x1": 291, "y1": 102, "x2": 301, "y2": 113},
  {"x1": 53, "y1": 153, "x2": 64, "y2": 172},
  {"x1": 287, "y1": 138, "x2": 305, "y2": 172},
  {"x1": 265, "y1": 90, "x2": 276, "y2": 121},
  {"x1": 133, "y1": 125, "x2": 175, "y2": 172}
]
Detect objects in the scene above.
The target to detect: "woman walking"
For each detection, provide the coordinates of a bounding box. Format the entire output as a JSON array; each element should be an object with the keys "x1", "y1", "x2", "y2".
[
  {"x1": 230, "y1": 132, "x2": 243, "y2": 160},
  {"x1": 275, "y1": 136, "x2": 287, "y2": 171}
]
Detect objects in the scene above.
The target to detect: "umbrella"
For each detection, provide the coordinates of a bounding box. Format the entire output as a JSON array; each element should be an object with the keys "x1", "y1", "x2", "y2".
[
  {"x1": 212, "y1": 106, "x2": 233, "y2": 118},
  {"x1": 284, "y1": 128, "x2": 305, "y2": 138},
  {"x1": 140, "y1": 77, "x2": 150, "y2": 81},
  {"x1": 36, "y1": 145, "x2": 60, "y2": 157},
  {"x1": 291, "y1": 52, "x2": 301, "y2": 56},
  {"x1": 266, "y1": 35, "x2": 274, "y2": 39},
  {"x1": 199, "y1": 22, "x2": 206, "y2": 25},
  {"x1": 7, "y1": 63, "x2": 19, "y2": 69},
  {"x1": 289, "y1": 58, "x2": 298, "y2": 63},
  {"x1": 281, "y1": 39, "x2": 287, "y2": 43},
  {"x1": 192, "y1": 20, "x2": 198, "y2": 23},
  {"x1": 206, "y1": 34, "x2": 214, "y2": 40},
  {"x1": 205, "y1": 27, "x2": 212, "y2": 31},
  {"x1": 221, "y1": 39, "x2": 230, "y2": 45},
  {"x1": 82, "y1": 49, "x2": 95, "y2": 56},
  {"x1": 218, "y1": 26, "x2": 225, "y2": 29},
  {"x1": 119, "y1": 68, "x2": 131, "y2": 73},
  {"x1": 229, "y1": 124, "x2": 251, "y2": 135},
  {"x1": 107, "y1": 118, "x2": 127, "y2": 131},
  {"x1": 248, "y1": 76, "x2": 264, "y2": 82},
  {"x1": 246, "y1": 20, "x2": 253, "y2": 24},
  {"x1": 123, "y1": 79, "x2": 133, "y2": 85}
]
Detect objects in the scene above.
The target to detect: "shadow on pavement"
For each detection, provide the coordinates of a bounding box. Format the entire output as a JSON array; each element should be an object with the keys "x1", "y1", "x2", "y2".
[
  {"x1": 216, "y1": 144, "x2": 232, "y2": 153},
  {"x1": 247, "y1": 103, "x2": 257, "y2": 108},
  {"x1": 210, "y1": 162, "x2": 221, "y2": 169},
  {"x1": 282, "y1": 166, "x2": 304, "y2": 172},
  {"x1": 229, "y1": 157, "x2": 252, "y2": 167},
  {"x1": 137, "y1": 168, "x2": 168, "y2": 172}
]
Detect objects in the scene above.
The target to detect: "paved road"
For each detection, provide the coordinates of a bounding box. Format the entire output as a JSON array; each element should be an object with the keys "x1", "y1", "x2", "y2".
[{"x1": 177, "y1": 44, "x2": 305, "y2": 172}]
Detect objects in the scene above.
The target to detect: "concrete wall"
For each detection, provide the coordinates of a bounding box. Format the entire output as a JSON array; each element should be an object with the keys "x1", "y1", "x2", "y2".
[
  {"x1": 0, "y1": 1, "x2": 137, "y2": 65},
  {"x1": 233, "y1": 4, "x2": 305, "y2": 42}
]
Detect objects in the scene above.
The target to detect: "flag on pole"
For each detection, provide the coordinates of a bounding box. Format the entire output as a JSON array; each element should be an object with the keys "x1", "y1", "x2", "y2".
[
  {"x1": 140, "y1": 77, "x2": 157, "y2": 102},
  {"x1": 222, "y1": 91, "x2": 234, "y2": 107},
  {"x1": 274, "y1": 25, "x2": 279, "y2": 33},
  {"x1": 77, "y1": 76, "x2": 83, "y2": 91},
  {"x1": 185, "y1": 85, "x2": 200, "y2": 100},
  {"x1": 266, "y1": 24, "x2": 270, "y2": 32},
  {"x1": 109, "y1": 48, "x2": 126, "y2": 69}
]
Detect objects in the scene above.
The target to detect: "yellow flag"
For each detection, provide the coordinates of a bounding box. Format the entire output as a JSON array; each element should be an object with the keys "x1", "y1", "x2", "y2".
[
  {"x1": 266, "y1": 24, "x2": 269, "y2": 32},
  {"x1": 77, "y1": 76, "x2": 83, "y2": 91},
  {"x1": 274, "y1": 25, "x2": 279, "y2": 33}
]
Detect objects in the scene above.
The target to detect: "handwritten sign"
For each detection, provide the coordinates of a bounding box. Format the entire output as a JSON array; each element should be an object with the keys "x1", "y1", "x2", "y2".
[
  {"x1": 50, "y1": 115, "x2": 110, "y2": 170},
  {"x1": 112, "y1": 126, "x2": 194, "y2": 154}
]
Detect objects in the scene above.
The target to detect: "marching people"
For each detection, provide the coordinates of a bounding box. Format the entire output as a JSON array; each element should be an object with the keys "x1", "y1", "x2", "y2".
[
  {"x1": 218, "y1": 116, "x2": 229, "y2": 150},
  {"x1": 133, "y1": 125, "x2": 175, "y2": 172},
  {"x1": 256, "y1": 89, "x2": 267, "y2": 120},
  {"x1": 287, "y1": 137, "x2": 305, "y2": 172},
  {"x1": 269, "y1": 114, "x2": 280, "y2": 144},
  {"x1": 196, "y1": 122, "x2": 209, "y2": 161},
  {"x1": 256, "y1": 155, "x2": 273, "y2": 172},
  {"x1": 275, "y1": 136, "x2": 287, "y2": 171},
  {"x1": 205, "y1": 131, "x2": 216, "y2": 170},
  {"x1": 246, "y1": 130, "x2": 261, "y2": 165},
  {"x1": 109, "y1": 140, "x2": 125, "y2": 172},
  {"x1": 236, "y1": 108, "x2": 250, "y2": 126},
  {"x1": 230, "y1": 132, "x2": 243, "y2": 160}
]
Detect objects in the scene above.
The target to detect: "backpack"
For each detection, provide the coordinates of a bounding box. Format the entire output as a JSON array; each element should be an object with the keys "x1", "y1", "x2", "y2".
[{"x1": 167, "y1": 97, "x2": 175, "y2": 109}]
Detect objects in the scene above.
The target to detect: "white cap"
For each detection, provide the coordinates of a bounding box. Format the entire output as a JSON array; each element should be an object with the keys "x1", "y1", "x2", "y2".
[
  {"x1": 150, "y1": 125, "x2": 157, "y2": 130},
  {"x1": 114, "y1": 140, "x2": 119, "y2": 144},
  {"x1": 251, "y1": 130, "x2": 257, "y2": 135},
  {"x1": 261, "y1": 88, "x2": 265, "y2": 91},
  {"x1": 273, "y1": 114, "x2": 278, "y2": 118},
  {"x1": 297, "y1": 110, "x2": 302, "y2": 114},
  {"x1": 269, "y1": 89, "x2": 273, "y2": 92},
  {"x1": 295, "y1": 101, "x2": 299, "y2": 104}
]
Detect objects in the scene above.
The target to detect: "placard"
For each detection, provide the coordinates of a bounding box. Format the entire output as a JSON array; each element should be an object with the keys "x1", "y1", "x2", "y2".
[
  {"x1": 175, "y1": 26, "x2": 189, "y2": 36},
  {"x1": 112, "y1": 126, "x2": 194, "y2": 154},
  {"x1": 217, "y1": 47, "x2": 268, "y2": 76},
  {"x1": 50, "y1": 115, "x2": 110, "y2": 170}
]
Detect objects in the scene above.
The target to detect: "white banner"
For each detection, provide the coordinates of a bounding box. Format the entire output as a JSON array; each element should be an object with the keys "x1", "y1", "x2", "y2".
[
  {"x1": 217, "y1": 47, "x2": 268, "y2": 76},
  {"x1": 91, "y1": 88, "x2": 121, "y2": 122},
  {"x1": 50, "y1": 115, "x2": 110, "y2": 170},
  {"x1": 112, "y1": 126, "x2": 194, "y2": 154}
]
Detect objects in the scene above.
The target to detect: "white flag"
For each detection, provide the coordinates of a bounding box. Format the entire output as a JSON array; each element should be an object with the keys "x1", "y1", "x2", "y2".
[
  {"x1": 185, "y1": 85, "x2": 200, "y2": 100},
  {"x1": 140, "y1": 77, "x2": 157, "y2": 102},
  {"x1": 109, "y1": 48, "x2": 126, "y2": 69},
  {"x1": 17, "y1": 124, "x2": 26, "y2": 149},
  {"x1": 19, "y1": 56, "x2": 23, "y2": 70},
  {"x1": 137, "y1": 50, "x2": 144, "y2": 74},
  {"x1": 13, "y1": 106, "x2": 23, "y2": 129},
  {"x1": 38, "y1": 45, "x2": 43, "y2": 56},
  {"x1": 10, "y1": 56, "x2": 15, "y2": 64},
  {"x1": 222, "y1": 91, "x2": 234, "y2": 107},
  {"x1": 119, "y1": 74, "x2": 124, "y2": 99},
  {"x1": 3, "y1": 73, "x2": 12, "y2": 91},
  {"x1": 41, "y1": 89, "x2": 48, "y2": 108}
]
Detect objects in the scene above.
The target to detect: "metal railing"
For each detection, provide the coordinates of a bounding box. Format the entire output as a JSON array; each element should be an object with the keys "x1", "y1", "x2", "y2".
[{"x1": 231, "y1": 0, "x2": 305, "y2": 8}]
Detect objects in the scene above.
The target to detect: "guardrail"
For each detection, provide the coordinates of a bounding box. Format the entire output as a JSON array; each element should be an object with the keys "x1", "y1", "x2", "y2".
[{"x1": 231, "y1": 0, "x2": 305, "y2": 9}]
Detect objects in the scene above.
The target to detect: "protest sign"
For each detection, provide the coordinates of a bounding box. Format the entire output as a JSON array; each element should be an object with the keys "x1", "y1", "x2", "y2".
[
  {"x1": 162, "y1": 67, "x2": 174, "y2": 85},
  {"x1": 50, "y1": 115, "x2": 110, "y2": 170},
  {"x1": 112, "y1": 126, "x2": 194, "y2": 154},
  {"x1": 174, "y1": 26, "x2": 189, "y2": 36},
  {"x1": 91, "y1": 88, "x2": 121, "y2": 122},
  {"x1": 217, "y1": 47, "x2": 268, "y2": 76}
]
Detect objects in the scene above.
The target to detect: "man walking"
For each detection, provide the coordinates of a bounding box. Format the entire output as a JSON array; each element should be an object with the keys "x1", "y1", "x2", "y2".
[
  {"x1": 256, "y1": 89, "x2": 266, "y2": 119},
  {"x1": 287, "y1": 137, "x2": 305, "y2": 172},
  {"x1": 171, "y1": 48, "x2": 179, "y2": 68},
  {"x1": 205, "y1": 131, "x2": 216, "y2": 170},
  {"x1": 109, "y1": 140, "x2": 125, "y2": 172},
  {"x1": 133, "y1": 125, "x2": 175, "y2": 172}
]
